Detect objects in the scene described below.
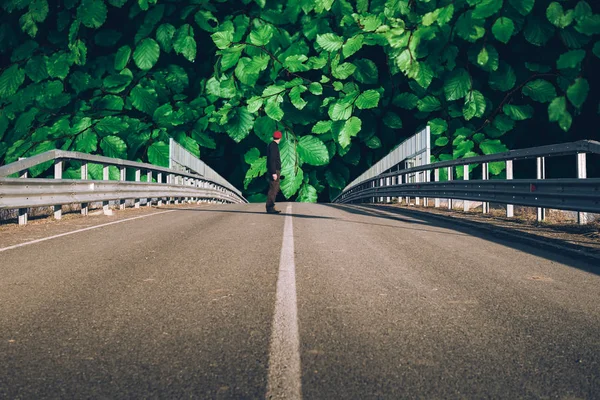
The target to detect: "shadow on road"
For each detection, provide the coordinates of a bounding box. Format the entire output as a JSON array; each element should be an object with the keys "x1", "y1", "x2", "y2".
[{"x1": 325, "y1": 203, "x2": 600, "y2": 276}]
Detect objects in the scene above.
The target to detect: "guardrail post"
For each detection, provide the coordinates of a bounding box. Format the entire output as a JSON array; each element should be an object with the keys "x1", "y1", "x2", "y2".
[
  {"x1": 54, "y1": 160, "x2": 62, "y2": 220},
  {"x1": 147, "y1": 170, "x2": 152, "y2": 207},
  {"x1": 157, "y1": 173, "x2": 163, "y2": 206},
  {"x1": 506, "y1": 160, "x2": 514, "y2": 218},
  {"x1": 18, "y1": 158, "x2": 28, "y2": 225},
  {"x1": 102, "y1": 165, "x2": 111, "y2": 215},
  {"x1": 135, "y1": 168, "x2": 141, "y2": 208},
  {"x1": 386, "y1": 177, "x2": 390, "y2": 203},
  {"x1": 536, "y1": 157, "x2": 545, "y2": 221},
  {"x1": 482, "y1": 163, "x2": 489, "y2": 214},
  {"x1": 119, "y1": 167, "x2": 126, "y2": 210},
  {"x1": 434, "y1": 169, "x2": 440, "y2": 208},
  {"x1": 577, "y1": 153, "x2": 588, "y2": 225},
  {"x1": 415, "y1": 171, "x2": 420, "y2": 206},
  {"x1": 463, "y1": 165, "x2": 469, "y2": 212},
  {"x1": 379, "y1": 178, "x2": 383, "y2": 203},
  {"x1": 447, "y1": 167, "x2": 453, "y2": 210},
  {"x1": 81, "y1": 162, "x2": 88, "y2": 216}
]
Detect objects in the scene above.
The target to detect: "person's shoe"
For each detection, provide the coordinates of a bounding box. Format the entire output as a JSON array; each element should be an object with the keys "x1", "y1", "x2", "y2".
[{"x1": 266, "y1": 208, "x2": 281, "y2": 214}]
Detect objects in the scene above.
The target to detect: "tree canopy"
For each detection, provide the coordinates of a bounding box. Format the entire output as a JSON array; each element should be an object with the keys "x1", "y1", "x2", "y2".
[{"x1": 1, "y1": 0, "x2": 599, "y2": 202}]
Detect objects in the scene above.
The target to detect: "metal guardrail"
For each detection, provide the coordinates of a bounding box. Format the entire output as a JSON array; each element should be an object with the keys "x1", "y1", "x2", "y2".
[
  {"x1": 0, "y1": 149, "x2": 247, "y2": 225},
  {"x1": 169, "y1": 139, "x2": 242, "y2": 196},
  {"x1": 333, "y1": 140, "x2": 600, "y2": 225}
]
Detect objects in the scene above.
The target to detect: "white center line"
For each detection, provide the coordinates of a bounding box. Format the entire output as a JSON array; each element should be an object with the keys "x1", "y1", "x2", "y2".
[
  {"x1": 266, "y1": 204, "x2": 302, "y2": 400},
  {"x1": 0, "y1": 210, "x2": 177, "y2": 253}
]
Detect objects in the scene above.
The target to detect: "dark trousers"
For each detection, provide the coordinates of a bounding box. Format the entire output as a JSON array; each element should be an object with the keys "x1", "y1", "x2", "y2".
[{"x1": 266, "y1": 172, "x2": 280, "y2": 210}]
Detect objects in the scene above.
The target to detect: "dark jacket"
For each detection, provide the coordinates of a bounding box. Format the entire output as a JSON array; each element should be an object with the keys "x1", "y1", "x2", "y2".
[{"x1": 266, "y1": 141, "x2": 281, "y2": 175}]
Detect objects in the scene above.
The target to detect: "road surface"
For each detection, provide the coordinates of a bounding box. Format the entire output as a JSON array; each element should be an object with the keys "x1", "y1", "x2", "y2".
[{"x1": 1, "y1": 203, "x2": 598, "y2": 399}]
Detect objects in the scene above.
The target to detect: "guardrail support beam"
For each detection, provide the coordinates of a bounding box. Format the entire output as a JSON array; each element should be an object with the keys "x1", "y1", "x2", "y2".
[
  {"x1": 447, "y1": 167, "x2": 453, "y2": 210},
  {"x1": 81, "y1": 162, "x2": 88, "y2": 216},
  {"x1": 482, "y1": 163, "x2": 489, "y2": 214},
  {"x1": 537, "y1": 157, "x2": 546, "y2": 222},
  {"x1": 577, "y1": 153, "x2": 588, "y2": 225},
  {"x1": 102, "y1": 164, "x2": 112, "y2": 216},
  {"x1": 119, "y1": 167, "x2": 126, "y2": 210},
  {"x1": 463, "y1": 165, "x2": 470, "y2": 212},
  {"x1": 434, "y1": 169, "x2": 440, "y2": 208},
  {"x1": 54, "y1": 160, "x2": 62, "y2": 220},
  {"x1": 506, "y1": 160, "x2": 514, "y2": 218},
  {"x1": 135, "y1": 168, "x2": 141, "y2": 208},
  {"x1": 147, "y1": 171, "x2": 152, "y2": 207},
  {"x1": 18, "y1": 159, "x2": 28, "y2": 225}
]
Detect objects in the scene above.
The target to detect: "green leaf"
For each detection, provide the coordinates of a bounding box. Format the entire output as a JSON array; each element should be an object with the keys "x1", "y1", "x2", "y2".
[
  {"x1": 333, "y1": 62, "x2": 356, "y2": 80},
  {"x1": 509, "y1": 0, "x2": 534, "y2": 16},
  {"x1": 75, "y1": 130, "x2": 98, "y2": 152},
  {"x1": 383, "y1": 112, "x2": 403, "y2": 128},
  {"x1": 556, "y1": 49, "x2": 586, "y2": 69},
  {"x1": 343, "y1": 34, "x2": 364, "y2": 58},
  {"x1": 393, "y1": 93, "x2": 419, "y2": 109},
  {"x1": 435, "y1": 137, "x2": 449, "y2": 146},
  {"x1": 316, "y1": 33, "x2": 344, "y2": 51},
  {"x1": 489, "y1": 62, "x2": 516, "y2": 91},
  {"x1": 245, "y1": 148, "x2": 260, "y2": 165},
  {"x1": 546, "y1": 2, "x2": 574, "y2": 28},
  {"x1": 29, "y1": 0, "x2": 49, "y2": 22},
  {"x1": 134, "y1": 38, "x2": 160, "y2": 70},
  {"x1": 312, "y1": 121, "x2": 331, "y2": 134},
  {"x1": 226, "y1": 107, "x2": 254, "y2": 143},
  {"x1": 417, "y1": 96, "x2": 441, "y2": 112},
  {"x1": 298, "y1": 136, "x2": 329, "y2": 166},
  {"x1": 156, "y1": 24, "x2": 176, "y2": 52},
  {"x1": 428, "y1": 118, "x2": 448, "y2": 135},
  {"x1": 148, "y1": 141, "x2": 170, "y2": 167},
  {"x1": 100, "y1": 135, "x2": 127, "y2": 159},
  {"x1": 339, "y1": 116, "x2": 362, "y2": 148},
  {"x1": 492, "y1": 17, "x2": 515, "y2": 43},
  {"x1": 284, "y1": 55, "x2": 309, "y2": 72},
  {"x1": 212, "y1": 30, "x2": 233, "y2": 50},
  {"x1": 95, "y1": 117, "x2": 128, "y2": 135},
  {"x1": 444, "y1": 68, "x2": 471, "y2": 101},
  {"x1": 353, "y1": 59, "x2": 378, "y2": 84},
  {"x1": 265, "y1": 95, "x2": 284, "y2": 121},
  {"x1": 355, "y1": 90, "x2": 380, "y2": 109},
  {"x1": 249, "y1": 25, "x2": 274, "y2": 46},
  {"x1": 575, "y1": 15, "x2": 600, "y2": 36},
  {"x1": 254, "y1": 116, "x2": 277, "y2": 143},
  {"x1": 297, "y1": 183, "x2": 318, "y2": 203},
  {"x1": 329, "y1": 102, "x2": 353, "y2": 120},
  {"x1": 174, "y1": 25, "x2": 197, "y2": 62},
  {"x1": 289, "y1": 85, "x2": 308, "y2": 110},
  {"x1": 114, "y1": 45, "x2": 132, "y2": 70},
  {"x1": 463, "y1": 90, "x2": 486, "y2": 120},
  {"x1": 472, "y1": 0, "x2": 503, "y2": 19},
  {"x1": 480, "y1": 139, "x2": 508, "y2": 155},
  {"x1": 524, "y1": 17, "x2": 555, "y2": 46},
  {"x1": 522, "y1": 79, "x2": 557, "y2": 103},
  {"x1": 567, "y1": 78, "x2": 589, "y2": 108},
  {"x1": 46, "y1": 52, "x2": 72, "y2": 79},
  {"x1": 244, "y1": 157, "x2": 267, "y2": 189},
  {"x1": 77, "y1": 0, "x2": 107, "y2": 29},
  {"x1": 366, "y1": 135, "x2": 381, "y2": 149},
  {"x1": 130, "y1": 85, "x2": 158, "y2": 115},
  {"x1": 309, "y1": 82, "x2": 323, "y2": 95},
  {"x1": 0, "y1": 64, "x2": 25, "y2": 98},
  {"x1": 503, "y1": 104, "x2": 534, "y2": 120}
]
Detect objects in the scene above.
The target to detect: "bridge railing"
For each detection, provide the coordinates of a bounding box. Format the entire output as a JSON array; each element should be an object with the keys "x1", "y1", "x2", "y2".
[
  {"x1": 333, "y1": 140, "x2": 600, "y2": 225},
  {"x1": 0, "y1": 150, "x2": 247, "y2": 225}
]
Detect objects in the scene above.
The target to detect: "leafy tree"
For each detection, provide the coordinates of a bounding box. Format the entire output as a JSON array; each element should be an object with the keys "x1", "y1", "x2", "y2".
[{"x1": 1, "y1": 0, "x2": 599, "y2": 202}]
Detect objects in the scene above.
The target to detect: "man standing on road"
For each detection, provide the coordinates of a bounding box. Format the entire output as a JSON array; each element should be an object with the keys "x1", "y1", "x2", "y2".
[{"x1": 266, "y1": 130, "x2": 282, "y2": 214}]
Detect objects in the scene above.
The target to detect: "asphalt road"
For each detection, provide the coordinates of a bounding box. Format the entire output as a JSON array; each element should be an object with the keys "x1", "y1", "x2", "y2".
[{"x1": 1, "y1": 203, "x2": 599, "y2": 399}]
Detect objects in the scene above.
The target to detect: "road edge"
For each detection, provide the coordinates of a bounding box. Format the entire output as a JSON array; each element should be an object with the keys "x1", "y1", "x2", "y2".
[{"x1": 369, "y1": 204, "x2": 600, "y2": 265}]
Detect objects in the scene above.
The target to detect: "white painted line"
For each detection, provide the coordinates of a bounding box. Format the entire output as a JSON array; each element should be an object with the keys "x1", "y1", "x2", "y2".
[
  {"x1": 266, "y1": 204, "x2": 302, "y2": 400},
  {"x1": 0, "y1": 210, "x2": 177, "y2": 253}
]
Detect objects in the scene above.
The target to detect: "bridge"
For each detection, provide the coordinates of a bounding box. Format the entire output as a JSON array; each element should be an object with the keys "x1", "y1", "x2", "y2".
[{"x1": 1, "y1": 140, "x2": 599, "y2": 399}]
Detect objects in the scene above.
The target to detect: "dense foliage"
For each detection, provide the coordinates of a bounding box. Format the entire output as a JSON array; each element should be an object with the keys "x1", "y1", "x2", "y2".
[{"x1": 1, "y1": 0, "x2": 599, "y2": 202}]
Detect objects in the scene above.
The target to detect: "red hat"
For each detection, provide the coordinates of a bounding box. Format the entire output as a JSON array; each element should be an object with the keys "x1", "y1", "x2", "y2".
[{"x1": 273, "y1": 130, "x2": 282, "y2": 139}]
